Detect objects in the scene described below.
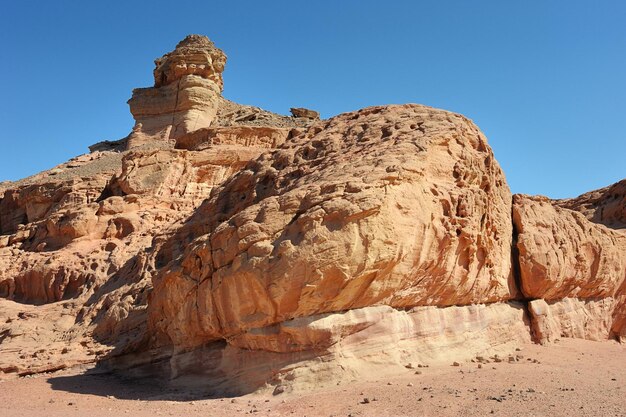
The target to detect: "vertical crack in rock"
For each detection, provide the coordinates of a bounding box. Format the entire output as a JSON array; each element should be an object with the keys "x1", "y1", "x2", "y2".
[{"x1": 510, "y1": 200, "x2": 539, "y2": 343}]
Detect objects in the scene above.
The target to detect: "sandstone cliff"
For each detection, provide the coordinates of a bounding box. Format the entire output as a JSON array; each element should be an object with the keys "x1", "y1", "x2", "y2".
[
  {"x1": 0, "y1": 35, "x2": 624, "y2": 394},
  {"x1": 149, "y1": 103, "x2": 518, "y2": 352},
  {"x1": 512, "y1": 194, "x2": 626, "y2": 343}
]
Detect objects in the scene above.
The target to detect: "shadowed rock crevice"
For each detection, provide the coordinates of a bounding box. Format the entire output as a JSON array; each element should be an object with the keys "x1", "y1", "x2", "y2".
[{"x1": 509, "y1": 201, "x2": 540, "y2": 342}]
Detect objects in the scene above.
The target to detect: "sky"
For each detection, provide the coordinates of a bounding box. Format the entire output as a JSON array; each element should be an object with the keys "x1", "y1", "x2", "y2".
[{"x1": 1, "y1": 1, "x2": 625, "y2": 198}]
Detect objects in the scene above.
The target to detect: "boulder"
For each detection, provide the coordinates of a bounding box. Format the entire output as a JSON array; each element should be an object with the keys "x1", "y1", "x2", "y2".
[
  {"x1": 290, "y1": 107, "x2": 320, "y2": 120},
  {"x1": 150, "y1": 103, "x2": 516, "y2": 351}
]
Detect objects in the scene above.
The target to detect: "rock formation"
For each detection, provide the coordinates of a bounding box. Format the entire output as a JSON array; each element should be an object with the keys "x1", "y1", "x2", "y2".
[
  {"x1": 557, "y1": 179, "x2": 626, "y2": 230},
  {"x1": 0, "y1": 34, "x2": 624, "y2": 393},
  {"x1": 148, "y1": 104, "x2": 517, "y2": 352},
  {"x1": 126, "y1": 35, "x2": 226, "y2": 146},
  {"x1": 512, "y1": 194, "x2": 626, "y2": 342},
  {"x1": 290, "y1": 107, "x2": 320, "y2": 120}
]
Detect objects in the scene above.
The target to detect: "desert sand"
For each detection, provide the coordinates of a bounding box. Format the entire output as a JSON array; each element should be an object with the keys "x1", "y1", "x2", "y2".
[{"x1": 1, "y1": 338, "x2": 624, "y2": 417}]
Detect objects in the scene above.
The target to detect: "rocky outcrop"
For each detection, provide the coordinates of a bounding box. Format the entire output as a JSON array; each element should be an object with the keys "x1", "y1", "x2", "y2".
[
  {"x1": 512, "y1": 194, "x2": 626, "y2": 342},
  {"x1": 557, "y1": 179, "x2": 626, "y2": 230},
  {"x1": 149, "y1": 104, "x2": 517, "y2": 353},
  {"x1": 126, "y1": 35, "x2": 226, "y2": 146},
  {"x1": 124, "y1": 36, "x2": 313, "y2": 151},
  {"x1": 0, "y1": 33, "x2": 308, "y2": 375},
  {"x1": 555, "y1": 180, "x2": 626, "y2": 341},
  {"x1": 290, "y1": 107, "x2": 320, "y2": 120},
  {"x1": 513, "y1": 195, "x2": 625, "y2": 300},
  {"x1": 164, "y1": 303, "x2": 530, "y2": 396},
  {"x1": 0, "y1": 136, "x2": 298, "y2": 374},
  {"x1": 1, "y1": 33, "x2": 625, "y2": 392}
]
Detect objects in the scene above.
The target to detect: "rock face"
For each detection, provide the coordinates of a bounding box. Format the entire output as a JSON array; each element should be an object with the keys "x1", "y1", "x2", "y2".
[
  {"x1": 557, "y1": 179, "x2": 626, "y2": 230},
  {"x1": 513, "y1": 195, "x2": 625, "y2": 301},
  {"x1": 1, "y1": 34, "x2": 625, "y2": 392},
  {"x1": 0, "y1": 35, "x2": 310, "y2": 377},
  {"x1": 513, "y1": 194, "x2": 626, "y2": 342},
  {"x1": 127, "y1": 35, "x2": 226, "y2": 146},
  {"x1": 149, "y1": 103, "x2": 517, "y2": 355},
  {"x1": 165, "y1": 303, "x2": 530, "y2": 395},
  {"x1": 554, "y1": 182, "x2": 626, "y2": 342}
]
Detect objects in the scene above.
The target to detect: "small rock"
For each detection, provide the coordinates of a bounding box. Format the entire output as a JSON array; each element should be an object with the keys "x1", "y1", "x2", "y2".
[
  {"x1": 290, "y1": 107, "x2": 320, "y2": 120},
  {"x1": 452, "y1": 362, "x2": 460, "y2": 367},
  {"x1": 273, "y1": 385, "x2": 286, "y2": 395}
]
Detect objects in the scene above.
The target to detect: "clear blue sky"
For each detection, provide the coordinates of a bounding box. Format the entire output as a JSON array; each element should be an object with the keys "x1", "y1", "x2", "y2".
[{"x1": 2, "y1": 1, "x2": 625, "y2": 198}]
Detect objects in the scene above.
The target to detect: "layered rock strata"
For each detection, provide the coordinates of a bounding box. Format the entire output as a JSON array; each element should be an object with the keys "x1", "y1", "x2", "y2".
[
  {"x1": 127, "y1": 35, "x2": 227, "y2": 146},
  {"x1": 164, "y1": 303, "x2": 530, "y2": 395}
]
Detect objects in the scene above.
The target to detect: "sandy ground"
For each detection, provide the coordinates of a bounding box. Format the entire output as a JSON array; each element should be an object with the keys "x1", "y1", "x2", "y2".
[{"x1": 1, "y1": 338, "x2": 624, "y2": 417}]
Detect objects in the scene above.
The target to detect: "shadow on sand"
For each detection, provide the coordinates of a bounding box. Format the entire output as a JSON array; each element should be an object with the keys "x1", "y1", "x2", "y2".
[
  {"x1": 46, "y1": 370, "x2": 219, "y2": 402},
  {"x1": 46, "y1": 339, "x2": 326, "y2": 401}
]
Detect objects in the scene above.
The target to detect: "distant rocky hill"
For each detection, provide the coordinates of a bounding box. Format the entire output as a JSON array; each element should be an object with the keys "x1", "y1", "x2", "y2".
[{"x1": 0, "y1": 35, "x2": 623, "y2": 395}]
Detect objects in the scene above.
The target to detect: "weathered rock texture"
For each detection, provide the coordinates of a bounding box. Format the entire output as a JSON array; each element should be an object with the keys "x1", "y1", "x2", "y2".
[
  {"x1": 1, "y1": 34, "x2": 625, "y2": 392},
  {"x1": 148, "y1": 104, "x2": 517, "y2": 355},
  {"x1": 513, "y1": 195, "x2": 625, "y2": 301},
  {"x1": 0, "y1": 35, "x2": 312, "y2": 376},
  {"x1": 555, "y1": 181, "x2": 626, "y2": 341},
  {"x1": 557, "y1": 179, "x2": 626, "y2": 230},
  {"x1": 126, "y1": 35, "x2": 226, "y2": 146},
  {"x1": 513, "y1": 194, "x2": 626, "y2": 343}
]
